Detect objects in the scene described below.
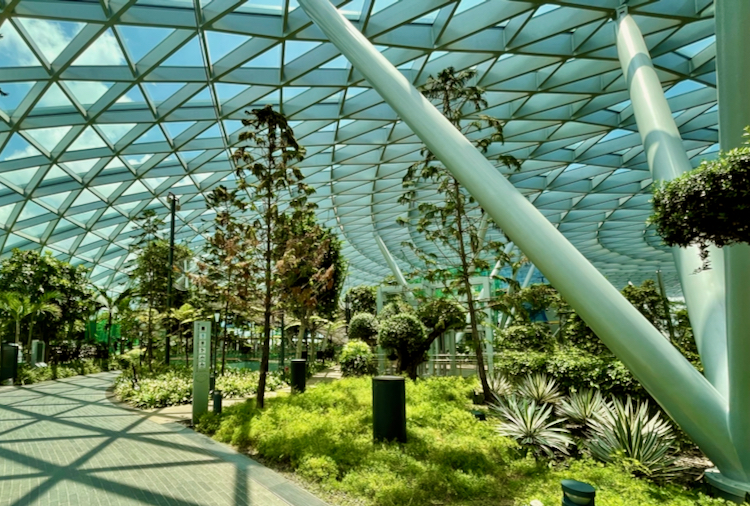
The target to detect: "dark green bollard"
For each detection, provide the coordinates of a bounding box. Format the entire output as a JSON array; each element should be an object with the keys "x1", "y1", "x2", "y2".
[
  {"x1": 291, "y1": 359, "x2": 306, "y2": 393},
  {"x1": 372, "y1": 376, "x2": 406, "y2": 443},
  {"x1": 212, "y1": 390, "x2": 222, "y2": 415},
  {"x1": 561, "y1": 479, "x2": 595, "y2": 505}
]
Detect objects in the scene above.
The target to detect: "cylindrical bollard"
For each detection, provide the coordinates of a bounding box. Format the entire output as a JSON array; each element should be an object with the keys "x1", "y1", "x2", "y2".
[
  {"x1": 212, "y1": 390, "x2": 222, "y2": 415},
  {"x1": 291, "y1": 359, "x2": 306, "y2": 393},
  {"x1": 372, "y1": 375, "x2": 406, "y2": 443},
  {"x1": 209, "y1": 373, "x2": 216, "y2": 393},
  {"x1": 561, "y1": 479, "x2": 595, "y2": 505}
]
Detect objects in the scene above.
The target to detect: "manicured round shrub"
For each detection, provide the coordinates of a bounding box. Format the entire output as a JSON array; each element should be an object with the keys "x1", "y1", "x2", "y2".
[
  {"x1": 346, "y1": 285, "x2": 377, "y2": 315},
  {"x1": 378, "y1": 313, "x2": 429, "y2": 379},
  {"x1": 416, "y1": 297, "x2": 466, "y2": 339},
  {"x1": 339, "y1": 340, "x2": 377, "y2": 377},
  {"x1": 499, "y1": 323, "x2": 554, "y2": 352},
  {"x1": 348, "y1": 312, "x2": 379, "y2": 346}
]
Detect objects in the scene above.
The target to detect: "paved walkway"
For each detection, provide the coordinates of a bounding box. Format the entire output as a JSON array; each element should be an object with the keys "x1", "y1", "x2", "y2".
[{"x1": 0, "y1": 372, "x2": 330, "y2": 506}]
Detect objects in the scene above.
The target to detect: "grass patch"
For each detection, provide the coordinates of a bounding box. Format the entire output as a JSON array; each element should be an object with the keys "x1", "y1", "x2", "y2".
[
  {"x1": 16, "y1": 359, "x2": 114, "y2": 385},
  {"x1": 196, "y1": 376, "x2": 732, "y2": 506}
]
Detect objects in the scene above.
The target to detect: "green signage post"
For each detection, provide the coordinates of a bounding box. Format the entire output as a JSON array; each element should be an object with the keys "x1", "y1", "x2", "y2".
[{"x1": 192, "y1": 320, "x2": 211, "y2": 424}]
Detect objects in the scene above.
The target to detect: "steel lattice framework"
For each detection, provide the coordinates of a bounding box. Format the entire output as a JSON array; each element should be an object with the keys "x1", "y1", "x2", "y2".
[{"x1": 0, "y1": 0, "x2": 716, "y2": 291}]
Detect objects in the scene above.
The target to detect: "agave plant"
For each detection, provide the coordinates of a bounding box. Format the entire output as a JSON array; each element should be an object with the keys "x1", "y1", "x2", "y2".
[
  {"x1": 491, "y1": 396, "x2": 573, "y2": 459},
  {"x1": 488, "y1": 372, "x2": 514, "y2": 401},
  {"x1": 557, "y1": 389, "x2": 607, "y2": 426},
  {"x1": 586, "y1": 396, "x2": 679, "y2": 480},
  {"x1": 517, "y1": 373, "x2": 562, "y2": 405}
]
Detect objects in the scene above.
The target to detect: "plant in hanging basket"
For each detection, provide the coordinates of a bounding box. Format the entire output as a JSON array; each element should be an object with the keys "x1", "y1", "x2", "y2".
[{"x1": 649, "y1": 127, "x2": 750, "y2": 269}]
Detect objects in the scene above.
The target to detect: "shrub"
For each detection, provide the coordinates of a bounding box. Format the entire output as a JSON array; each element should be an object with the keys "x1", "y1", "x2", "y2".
[
  {"x1": 650, "y1": 128, "x2": 750, "y2": 267},
  {"x1": 499, "y1": 323, "x2": 554, "y2": 352},
  {"x1": 491, "y1": 396, "x2": 572, "y2": 459},
  {"x1": 517, "y1": 373, "x2": 562, "y2": 405},
  {"x1": 587, "y1": 397, "x2": 679, "y2": 481},
  {"x1": 557, "y1": 389, "x2": 606, "y2": 426},
  {"x1": 348, "y1": 313, "x2": 379, "y2": 346},
  {"x1": 339, "y1": 340, "x2": 377, "y2": 377},
  {"x1": 298, "y1": 455, "x2": 339, "y2": 483},
  {"x1": 415, "y1": 297, "x2": 466, "y2": 341},
  {"x1": 489, "y1": 372, "x2": 513, "y2": 401},
  {"x1": 15, "y1": 359, "x2": 111, "y2": 385},
  {"x1": 378, "y1": 313, "x2": 429, "y2": 379},
  {"x1": 347, "y1": 286, "x2": 377, "y2": 315}
]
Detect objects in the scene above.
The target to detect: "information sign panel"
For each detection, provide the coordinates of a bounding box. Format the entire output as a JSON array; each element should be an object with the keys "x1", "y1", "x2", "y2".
[{"x1": 192, "y1": 320, "x2": 211, "y2": 423}]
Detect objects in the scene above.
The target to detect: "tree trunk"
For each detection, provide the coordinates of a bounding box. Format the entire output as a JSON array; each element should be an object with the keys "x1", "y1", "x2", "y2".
[
  {"x1": 257, "y1": 195, "x2": 274, "y2": 409},
  {"x1": 295, "y1": 320, "x2": 306, "y2": 359},
  {"x1": 183, "y1": 325, "x2": 189, "y2": 366},
  {"x1": 454, "y1": 178, "x2": 492, "y2": 402},
  {"x1": 15, "y1": 318, "x2": 20, "y2": 345}
]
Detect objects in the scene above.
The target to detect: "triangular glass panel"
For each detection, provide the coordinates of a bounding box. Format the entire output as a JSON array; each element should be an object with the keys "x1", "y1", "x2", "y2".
[
  {"x1": 164, "y1": 122, "x2": 195, "y2": 138},
  {"x1": 24, "y1": 126, "x2": 72, "y2": 152},
  {"x1": 184, "y1": 87, "x2": 212, "y2": 105},
  {"x1": 37, "y1": 83, "x2": 75, "y2": 108},
  {"x1": 178, "y1": 150, "x2": 203, "y2": 162},
  {"x1": 19, "y1": 222, "x2": 48, "y2": 240},
  {"x1": 71, "y1": 189, "x2": 101, "y2": 208},
  {"x1": 40, "y1": 165, "x2": 71, "y2": 183},
  {"x1": 122, "y1": 180, "x2": 150, "y2": 196},
  {"x1": 162, "y1": 36, "x2": 203, "y2": 67},
  {"x1": 0, "y1": 82, "x2": 34, "y2": 114},
  {"x1": 95, "y1": 224, "x2": 120, "y2": 239},
  {"x1": 117, "y1": 25, "x2": 174, "y2": 62},
  {"x1": 123, "y1": 154, "x2": 153, "y2": 168},
  {"x1": 117, "y1": 85, "x2": 147, "y2": 105},
  {"x1": 0, "y1": 166, "x2": 39, "y2": 190},
  {"x1": 0, "y1": 134, "x2": 42, "y2": 161},
  {"x1": 68, "y1": 127, "x2": 107, "y2": 151},
  {"x1": 0, "y1": 203, "x2": 16, "y2": 227},
  {"x1": 5, "y1": 233, "x2": 29, "y2": 249},
  {"x1": 222, "y1": 120, "x2": 243, "y2": 135},
  {"x1": 80, "y1": 232, "x2": 103, "y2": 247},
  {"x1": 115, "y1": 201, "x2": 139, "y2": 215},
  {"x1": 72, "y1": 29, "x2": 127, "y2": 66},
  {"x1": 215, "y1": 83, "x2": 249, "y2": 102},
  {"x1": 134, "y1": 125, "x2": 168, "y2": 144},
  {"x1": 143, "y1": 177, "x2": 168, "y2": 191},
  {"x1": 91, "y1": 182, "x2": 121, "y2": 200},
  {"x1": 17, "y1": 201, "x2": 48, "y2": 221},
  {"x1": 143, "y1": 82, "x2": 185, "y2": 103},
  {"x1": 38, "y1": 190, "x2": 72, "y2": 210},
  {"x1": 242, "y1": 44, "x2": 281, "y2": 68},
  {"x1": 0, "y1": 24, "x2": 41, "y2": 67},
  {"x1": 63, "y1": 159, "x2": 98, "y2": 177},
  {"x1": 196, "y1": 124, "x2": 221, "y2": 139},
  {"x1": 321, "y1": 54, "x2": 348, "y2": 69},
  {"x1": 16, "y1": 18, "x2": 85, "y2": 62},
  {"x1": 284, "y1": 41, "x2": 321, "y2": 64},
  {"x1": 173, "y1": 176, "x2": 194, "y2": 188},
  {"x1": 64, "y1": 81, "x2": 114, "y2": 106},
  {"x1": 98, "y1": 124, "x2": 136, "y2": 144},
  {"x1": 51, "y1": 236, "x2": 78, "y2": 253},
  {"x1": 206, "y1": 31, "x2": 252, "y2": 62}
]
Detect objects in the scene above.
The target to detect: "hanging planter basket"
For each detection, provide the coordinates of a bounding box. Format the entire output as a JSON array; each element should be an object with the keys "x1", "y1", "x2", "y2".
[{"x1": 649, "y1": 128, "x2": 750, "y2": 268}]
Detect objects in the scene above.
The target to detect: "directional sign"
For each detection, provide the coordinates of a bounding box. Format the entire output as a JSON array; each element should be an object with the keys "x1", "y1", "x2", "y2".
[{"x1": 192, "y1": 321, "x2": 211, "y2": 424}]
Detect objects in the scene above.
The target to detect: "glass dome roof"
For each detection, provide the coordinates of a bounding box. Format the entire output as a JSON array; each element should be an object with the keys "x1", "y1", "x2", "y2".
[{"x1": 0, "y1": 0, "x2": 717, "y2": 291}]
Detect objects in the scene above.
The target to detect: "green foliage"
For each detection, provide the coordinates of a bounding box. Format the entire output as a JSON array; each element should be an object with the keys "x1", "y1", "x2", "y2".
[
  {"x1": 556, "y1": 388, "x2": 607, "y2": 426},
  {"x1": 377, "y1": 299, "x2": 411, "y2": 322},
  {"x1": 347, "y1": 286, "x2": 377, "y2": 315},
  {"x1": 650, "y1": 128, "x2": 750, "y2": 267},
  {"x1": 489, "y1": 372, "x2": 513, "y2": 401},
  {"x1": 348, "y1": 313, "x2": 379, "y2": 346},
  {"x1": 415, "y1": 297, "x2": 466, "y2": 341},
  {"x1": 378, "y1": 313, "x2": 429, "y2": 379},
  {"x1": 491, "y1": 396, "x2": 572, "y2": 458},
  {"x1": 16, "y1": 359, "x2": 112, "y2": 385},
  {"x1": 338, "y1": 340, "x2": 377, "y2": 377},
  {"x1": 587, "y1": 397, "x2": 679, "y2": 481},
  {"x1": 499, "y1": 323, "x2": 554, "y2": 352},
  {"x1": 495, "y1": 348, "x2": 645, "y2": 400},
  {"x1": 113, "y1": 366, "x2": 284, "y2": 408},
  {"x1": 517, "y1": 373, "x2": 562, "y2": 405}
]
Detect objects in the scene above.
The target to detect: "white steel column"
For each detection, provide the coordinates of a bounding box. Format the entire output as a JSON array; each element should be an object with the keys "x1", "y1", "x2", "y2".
[
  {"x1": 297, "y1": 0, "x2": 742, "y2": 479},
  {"x1": 375, "y1": 235, "x2": 417, "y2": 304},
  {"x1": 616, "y1": 10, "x2": 728, "y2": 396}
]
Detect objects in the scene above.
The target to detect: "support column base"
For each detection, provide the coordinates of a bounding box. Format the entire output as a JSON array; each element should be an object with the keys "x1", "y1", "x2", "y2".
[{"x1": 705, "y1": 469, "x2": 750, "y2": 503}]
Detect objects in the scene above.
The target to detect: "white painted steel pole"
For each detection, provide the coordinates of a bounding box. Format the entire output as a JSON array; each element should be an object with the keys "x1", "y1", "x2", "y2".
[
  {"x1": 716, "y1": 0, "x2": 750, "y2": 484},
  {"x1": 375, "y1": 235, "x2": 417, "y2": 304},
  {"x1": 297, "y1": 0, "x2": 742, "y2": 477},
  {"x1": 616, "y1": 11, "x2": 729, "y2": 397}
]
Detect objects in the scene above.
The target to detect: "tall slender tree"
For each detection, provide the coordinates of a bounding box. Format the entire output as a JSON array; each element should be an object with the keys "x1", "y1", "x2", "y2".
[
  {"x1": 398, "y1": 67, "x2": 520, "y2": 401},
  {"x1": 232, "y1": 104, "x2": 312, "y2": 409},
  {"x1": 95, "y1": 287, "x2": 133, "y2": 354}
]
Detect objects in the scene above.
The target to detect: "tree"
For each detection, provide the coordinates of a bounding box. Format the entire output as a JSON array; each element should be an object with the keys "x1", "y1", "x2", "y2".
[
  {"x1": 196, "y1": 185, "x2": 258, "y2": 375},
  {"x1": 276, "y1": 210, "x2": 346, "y2": 359},
  {"x1": 169, "y1": 303, "x2": 197, "y2": 365},
  {"x1": 0, "y1": 291, "x2": 60, "y2": 362},
  {"x1": 0, "y1": 249, "x2": 95, "y2": 350},
  {"x1": 232, "y1": 104, "x2": 312, "y2": 409},
  {"x1": 346, "y1": 286, "x2": 377, "y2": 315},
  {"x1": 348, "y1": 313, "x2": 379, "y2": 347},
  {"x1": 378, "y1": 313, "x2": 429, "y2": 380},
  {"x1": 397, "y1": 67, "x2": 520, "y2": 401},
  {"x1": 95, "y1": 287, "x2": 133, "y2": 354}
]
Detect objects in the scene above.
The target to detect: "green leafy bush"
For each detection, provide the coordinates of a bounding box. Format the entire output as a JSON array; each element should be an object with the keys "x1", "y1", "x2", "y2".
[
  {"x1": 499, "y1": 323, "x2": 554, "y2": 352},
  {"x1": 338, "y1": 340, "x2": 377, "y2": 377},
  {"x1": 16, "y1": 359, "x2": 112, "y2": 385},
  {"x1": 114, "y1": 366, "x2": 284, "y2": 408},
  {"x1": 347, "y1": 286, "x2": 377, "y2": 315},
  {"x1": 378, "y1": 313, "x2": 429, "y2": 379},
  {"x1": 650, "y1": 128, "x2": 750, "y2": 267},
  {"x1": 348, "y1": 313, "x2": 379, "y2": 346}
]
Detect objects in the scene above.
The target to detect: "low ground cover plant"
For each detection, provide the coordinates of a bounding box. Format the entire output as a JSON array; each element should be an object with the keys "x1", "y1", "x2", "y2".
[
  {"x1": 114, "y1": 366, "x2": 285, "y2": 408},
  {"x1": 16, "y1": 359, "x2": 114, "y2": 385},
  {"x1": 196, "y1": 376, "x2": 730, "y2": 506}
]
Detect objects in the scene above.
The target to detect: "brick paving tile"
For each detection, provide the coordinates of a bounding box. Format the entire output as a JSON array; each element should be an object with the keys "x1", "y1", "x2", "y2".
[{"x1": 0, "y1": 372, "x2": 330, "y2": 506}]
